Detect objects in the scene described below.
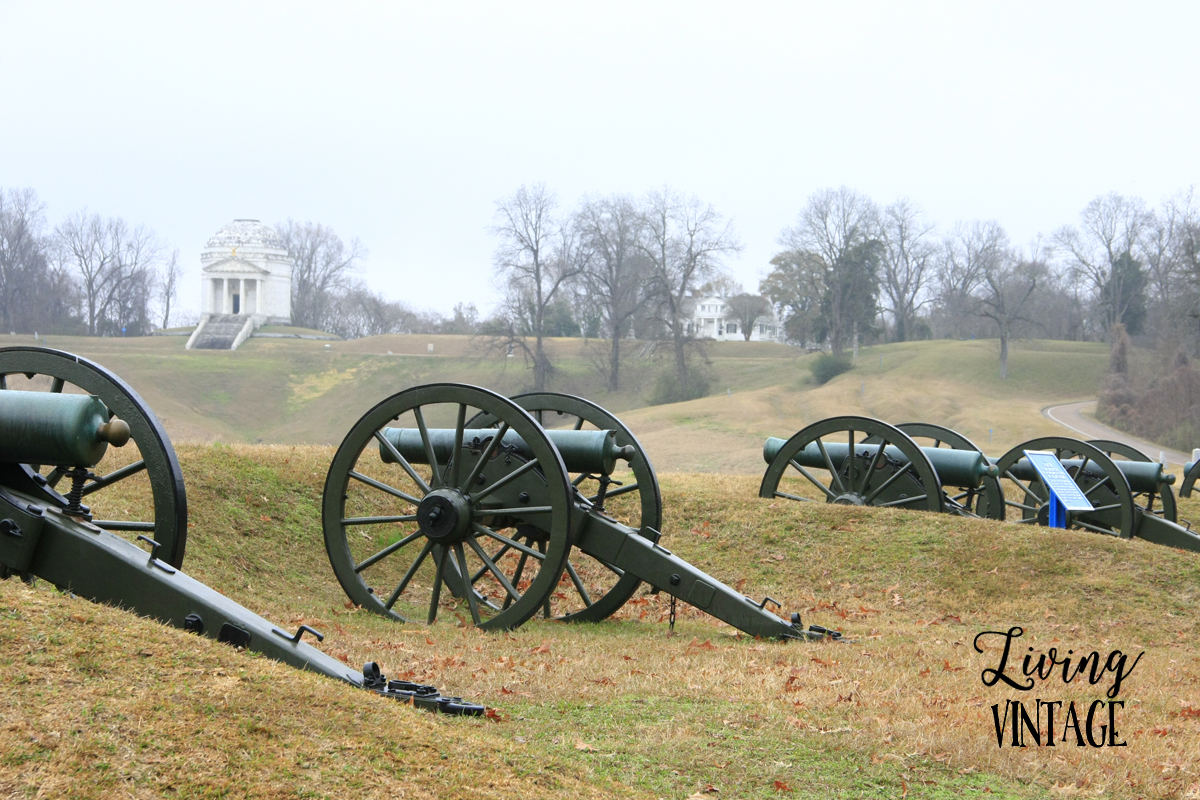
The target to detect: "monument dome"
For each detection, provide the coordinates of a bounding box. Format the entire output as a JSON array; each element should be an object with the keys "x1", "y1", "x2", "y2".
[{"x1": 188, "y1": 219, "x2": 294, "y2": 349}]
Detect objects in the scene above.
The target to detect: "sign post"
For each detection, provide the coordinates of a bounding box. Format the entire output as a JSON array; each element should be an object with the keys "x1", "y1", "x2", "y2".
[{"x1": 1023, "y1": 450, "x2": 1095, "y2": 528}]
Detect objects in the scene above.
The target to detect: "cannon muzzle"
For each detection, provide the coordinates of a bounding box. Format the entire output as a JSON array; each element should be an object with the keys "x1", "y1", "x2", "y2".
[{"x1": 0, "y1": 391, "x2": 129, "y2": 467}]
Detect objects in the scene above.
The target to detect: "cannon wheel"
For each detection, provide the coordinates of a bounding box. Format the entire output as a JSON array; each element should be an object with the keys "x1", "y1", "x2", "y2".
[
  {"x1": 0, "y1": 347, "x2": 188, "y2": 568},
  {"x1": 865, "y1": 422, "x2": 1003, "y2": 519},
  {"x1": 760, "y1": 416, "x2": 943, "y2": 513},
  {"x1": 994, "y1": 437, "x2": 1135, "y2": 538},
  {"x1": 323, "y1": 383, "x2": 573, "y2": 631},
  {"x1": 1079, "y1": 440, "x2": 1176, "y2": 524},
  {"x1": 466, "y1": 392, "x2": 662, "y2": 623},
  {"x1": 1179, "y1": 460, "x2": 1200, "y2": 499}
]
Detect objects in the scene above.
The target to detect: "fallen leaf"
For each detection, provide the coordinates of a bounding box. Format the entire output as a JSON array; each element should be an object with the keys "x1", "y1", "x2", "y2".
[
  {"x1": 942, "y1": 660, "x2": 963, "y2": 672},
  {"x1": 574, "y1": 739, "x2": 595, "y2": 752},
  {"x1": 773, "y1": 780, "x2": 793, "y2": 792},
  {"x1": 485, "y1": 708, "x2": 503, "y2": 722},
  {"x1": 531, "y1": 643, "x2": 552, "y2": 654}
]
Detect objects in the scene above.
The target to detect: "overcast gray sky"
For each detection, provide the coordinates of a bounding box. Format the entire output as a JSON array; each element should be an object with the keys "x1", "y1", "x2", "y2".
[{"x1": 2, "y1": 2, "x2": 1197, "y2": 319}]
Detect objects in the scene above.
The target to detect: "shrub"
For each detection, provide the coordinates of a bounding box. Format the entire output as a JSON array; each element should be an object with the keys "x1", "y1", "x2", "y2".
[
  {"x1": 810, "y1": 354, "x2": 853, "y2": 385},
  {"x1": 648, "y1": 369, "x2": 711, "y2": 406}
]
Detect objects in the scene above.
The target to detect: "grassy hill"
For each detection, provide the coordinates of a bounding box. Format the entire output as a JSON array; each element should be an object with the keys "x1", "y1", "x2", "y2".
[
  {"x1": 3, "y1": 444, "x2": 1198, "y2": 798},
  {"x1": 0, "y1": 333, "x2": 1113, "y2": 472}
]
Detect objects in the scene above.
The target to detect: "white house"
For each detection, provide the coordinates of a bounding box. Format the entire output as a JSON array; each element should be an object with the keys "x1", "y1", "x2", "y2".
[
  {"x1": 199, "y1": 219, "x2": 293, "y2": 325},
  {"x1": 688, "y1": 295, "x2": 784, "y2": 343}
]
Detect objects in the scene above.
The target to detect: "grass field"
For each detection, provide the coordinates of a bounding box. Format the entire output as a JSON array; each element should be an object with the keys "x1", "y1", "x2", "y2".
[
  {"x1": 0, "y1": 333, "x2": 1116, "y2": 471},
  {"x1": 3, "y1": 444, "x2": 1200, "y2": 799},
  {"x1": 4, "y1": 333, "x2": 1197, "y2": 798}
]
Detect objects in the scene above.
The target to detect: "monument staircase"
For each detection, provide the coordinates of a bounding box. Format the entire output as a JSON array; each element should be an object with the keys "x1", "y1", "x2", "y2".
[{"x1": 186, "y1": 314, "x2": 255, "y2": 350}]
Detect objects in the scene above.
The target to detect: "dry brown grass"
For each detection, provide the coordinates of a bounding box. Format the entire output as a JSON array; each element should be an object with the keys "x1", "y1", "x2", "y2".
[{"x1": 5, "y1": 443, "x2": 1199, "y2": 798}]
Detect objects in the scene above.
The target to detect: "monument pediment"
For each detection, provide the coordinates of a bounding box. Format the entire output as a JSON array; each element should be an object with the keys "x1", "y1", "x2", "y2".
[{"x1": 203, "y1": 256, "x2": 271, "y2": 275}]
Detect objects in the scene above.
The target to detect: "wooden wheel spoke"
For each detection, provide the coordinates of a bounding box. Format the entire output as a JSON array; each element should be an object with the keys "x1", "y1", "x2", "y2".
[
  {"x1": 564, "y1": 560, "x2": 592, "y2": 607},
  {"x1": 472, "y1": 458, "x2": 540, "y2": 502},
  {"x1": 46, "y1": 465, "x2": 67, "y2": 489},
  {"x1": 413, "y1": 407, "x2": 442, "y2": 489},
  {"x1": 427, "y1": 545, "x2": 447, "y2": 623},
  {"x1": 1003, "y1": 469, "x2": 1046, "y2": 504},
  {"x1": 466, "y1": 537, "x2": 521, "y2": 602},
  {"x1": 1087, "y1": 504, "x2": 1121, "y2": 513},
  {"x1": 375, "y1": 430, "x2": 431, "y2": 495},
  {"x1": 504, "y1": 551, "x2": 530, "y2": 610},
  {"x1": 879, "y1": 494, "x2": 928, "y2": 508},
  {"x1": 472, "y1": 523, "x2": 545, "y2": 560},
  {"x1": 774, "y1": 490, "x2": 814, "y2": 503},
  {"x1": 350, "y1": 471, "x2": 422, "y2": 506},
  {"x1": 589, "y1": 482, "x2": 638, "y2": 502},
  {"x1": 845, "y1": 430, "x2": 857, "y2": 494},
  {"x1": 863, "y1": 465, "x2": 913, "y2": 505},
  {"x1": 815, "y1": 439, "x2": 845, "y2": 494},
  {"x1": 788, "y1": 460, "x2": 837, "y2": 500},
  {"x1": 1082, "y1": 480, "x2": 1109, "y2": 498},
  {"x1": 386, "y1": 540, "x2": 433, "y2": 609},
  {"x1": 858, "y1": 439, "x2": 888, "y2": 495},
  {"x1": 478, "y1": 505, "x2": 553, "y2": 517},
  {"x1": 453, "y1": 544, "x2": 482, "y2": 625},
  {"x1": 537, "y1": 540, "x2": 552, "y2": 618},
  {"x1": 82, "y1": 459, "x2": 147, "y2": 496},
  {"x1": 342, "y1": 514, "x2": 418, "y2": 526},
  {"x1": 1074, "y1": 520, "x2": 1117, "y2": 536},
  {"x1": 461, "y1": 422, "x2": 509, "y2": 491},
  {"x1": 50, "y1": 377, "x2": 64, "y2": 393},
  {"x1": 1004, "y1": 499, "x2": 1040, "y2": 513},
  {"x1": 355, "y1": 529, "x2": 424, "y2": 573},
  {"x1": 448, "y1": 404, "x2": 467, "y2": 488},
  {"x1": 573, "y1": 416, "x2": 585, "y2": 431}
]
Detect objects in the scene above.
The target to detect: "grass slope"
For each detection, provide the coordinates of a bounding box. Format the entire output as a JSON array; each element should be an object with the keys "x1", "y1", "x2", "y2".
[
  {"x1": 5, "y1": 445, "x2": 1199, "y2": 798},
  {"x1": 1, "y1": 334, "x2": 1112, "y2": 473}
]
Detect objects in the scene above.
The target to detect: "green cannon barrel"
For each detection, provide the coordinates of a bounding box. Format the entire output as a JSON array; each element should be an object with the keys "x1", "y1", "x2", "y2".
[
  {"x1": 763, "y1": 437, "x2": 998, "y2": 489},
  {"x1": 0, "y1": 391, "x2": 130, "y2": 467},
  {"x1": 380, "y1": 427, "x2": 634, "y2": 475},
  {"x1": 998, "y1": 456, "x2": 1173, "y2": 493}
]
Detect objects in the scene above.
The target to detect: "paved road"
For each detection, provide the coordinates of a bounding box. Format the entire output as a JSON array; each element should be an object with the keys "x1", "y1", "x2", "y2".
[{"x1": 1042, "y1": 400, "x2": 1192, "y2": 466}]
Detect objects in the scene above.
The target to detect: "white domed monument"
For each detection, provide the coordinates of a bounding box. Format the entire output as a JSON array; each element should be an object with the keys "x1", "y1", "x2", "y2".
[{"x1": 186, "y1": 219, "x2": 294, "y2": 350}]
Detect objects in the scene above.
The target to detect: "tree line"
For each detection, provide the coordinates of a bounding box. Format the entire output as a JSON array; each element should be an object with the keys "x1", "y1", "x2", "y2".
[
  {"x1": 0, "y1": 188, "x2": 473, "y2": 340},
  {"x1": 488, "y1": 184, "x2": 742, "y2": 397},
  {"x1": 762, "y1": 186, "x2": 1200, "y2": 378}
]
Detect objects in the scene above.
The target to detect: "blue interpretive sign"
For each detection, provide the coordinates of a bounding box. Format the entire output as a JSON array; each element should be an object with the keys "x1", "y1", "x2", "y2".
[{"x1": 1024, "y1": 450, "x2": 1094, "y2": 528}]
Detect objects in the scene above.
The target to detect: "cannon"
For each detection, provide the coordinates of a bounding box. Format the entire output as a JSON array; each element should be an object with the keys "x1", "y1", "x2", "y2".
[
  {"x1": 0, "y1": 347, "x2": 482, "y2": 714},
  {"x1": 1182, "y1": 458, "x2": 1200, "y2": 499},
  {"x1": 761, "y1": 415, "x2": 1199, "y2": 553},
  {"x1": 759, "y1": 417, "x2": 1000, "y2": 517},
  {"x1": 322, "y1": 384, "x2": 839, "y2": 640}
]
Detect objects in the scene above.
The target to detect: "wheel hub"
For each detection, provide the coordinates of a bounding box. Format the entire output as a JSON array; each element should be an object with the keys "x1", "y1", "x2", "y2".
[
  {"x1": 832, "y1": 493, "x2": 866, "y2": 506},
  {"x1": 417, "y1": 489, "x2": 472, "y2": 542}
]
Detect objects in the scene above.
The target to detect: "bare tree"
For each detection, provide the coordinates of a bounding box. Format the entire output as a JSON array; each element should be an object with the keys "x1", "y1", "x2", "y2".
[
  {"x1": 490, "y1": 185, "x2": 586, "y2": 390},
  {"x1": 156, "y1": 249, "x2": 182, "y2": 330},
  {"x1": 931, "y1": 221, "x2": 1009, "y2": 338},
  {"x1": 56, "y1": 212, "x2": 161, "y2": 335},
  {"x1": 0, "y1": 188, "x2": 55, "y2": 333},
  {"x1": 879, "y1": 198, "x2": 935, "y2": 342},
  {"x1": 974, "y1": 241, "x2": 1045, "y2": 379},
  {"x1": 725, "y1": 293, "x2": 771, "y2": 341},
  {"x1": 276, "y1": 220, "x2": 365, "y2": 332},
  {"x1": 778, "y1": 187, "x2": 881, "y2": 356},
  {"x1": 639, "y1": 188, "x2": 740, "y2": 395},
  {"x1": 575, "y1": 194, "x2": 650, "y2": 391},
  {"x1": 1054, "y1": 194, "x2": 1151, "y2": 336}
]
